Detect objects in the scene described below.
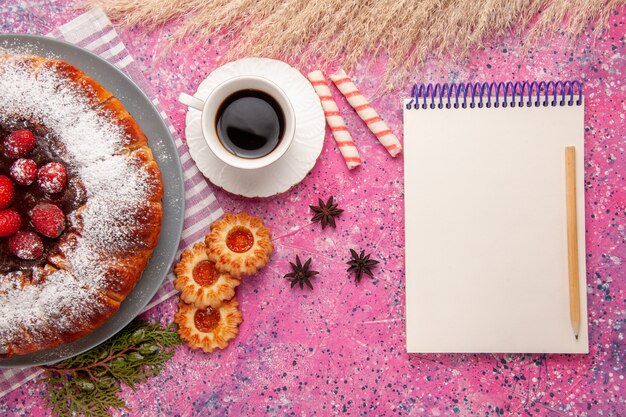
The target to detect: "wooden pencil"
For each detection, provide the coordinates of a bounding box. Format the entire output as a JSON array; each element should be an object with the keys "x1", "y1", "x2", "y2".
[{"x1": 565, "y1": 146, "x2": 581, "y2": 340}]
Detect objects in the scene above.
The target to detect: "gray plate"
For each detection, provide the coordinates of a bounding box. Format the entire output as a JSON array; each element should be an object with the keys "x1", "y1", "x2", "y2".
[{"x1": 0, "y1": 34, "x2": 185, "y2": 367}]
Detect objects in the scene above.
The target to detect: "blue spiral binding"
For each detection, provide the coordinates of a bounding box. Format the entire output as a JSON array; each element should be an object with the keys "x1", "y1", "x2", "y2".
[{"x1": 406, "y1": 80, "x2": 583, "y2": 110}]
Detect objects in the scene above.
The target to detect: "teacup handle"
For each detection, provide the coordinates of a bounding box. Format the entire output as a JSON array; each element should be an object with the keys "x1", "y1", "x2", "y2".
[{"x1": 178, "y1": 92, "x2": 205, "y2": 111}]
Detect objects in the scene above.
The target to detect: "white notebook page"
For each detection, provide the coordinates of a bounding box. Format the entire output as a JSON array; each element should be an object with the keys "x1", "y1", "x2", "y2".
[{"x1": 404, "y1": 97, "x2": 588, "y2": 353}]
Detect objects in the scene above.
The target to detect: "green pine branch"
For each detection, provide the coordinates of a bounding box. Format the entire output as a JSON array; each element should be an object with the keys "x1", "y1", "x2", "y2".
[{"x1": 40, "y1": 319, "x2": 181, "y2": 417}]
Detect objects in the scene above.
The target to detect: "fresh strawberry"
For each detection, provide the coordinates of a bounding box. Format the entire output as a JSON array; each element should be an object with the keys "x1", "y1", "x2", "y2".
[
  {"x1": 0, "y1": 209, "x2": 21, "y2": 237},
  {"x1": 0, "y1": 175, "x2": 14, "y2": 209},
  {"x1": 30, "y1": 203, "x2": 65, "y2": 238},
  {"x1": 37, "y1": 162, "x2": 67, "y2": 194},
  {"x1": 3, "y1": 130, "x2": 36, "y2": 159},
  {"x1": 10, "y1": 158, "x2": 38, "y2": 186},
  {"x1": 8, "y1": 231, "x2": 44, "y2": 260}
]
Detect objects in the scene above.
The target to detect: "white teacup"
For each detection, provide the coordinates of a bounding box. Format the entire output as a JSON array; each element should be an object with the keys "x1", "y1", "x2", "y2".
[{"x1": 179, "y1": 76, "x2": 296, "y2": 170}]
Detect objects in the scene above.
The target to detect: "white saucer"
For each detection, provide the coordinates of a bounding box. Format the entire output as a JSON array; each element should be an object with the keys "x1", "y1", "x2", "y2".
[{"x1": 184, "y1": 58, "x2": 325, "y2": 198}]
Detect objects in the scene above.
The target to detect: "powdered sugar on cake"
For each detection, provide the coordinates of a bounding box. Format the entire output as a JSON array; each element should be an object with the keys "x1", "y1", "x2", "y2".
[{"x1": 0, "y1": 57, "x2": 153, "y2": 352}]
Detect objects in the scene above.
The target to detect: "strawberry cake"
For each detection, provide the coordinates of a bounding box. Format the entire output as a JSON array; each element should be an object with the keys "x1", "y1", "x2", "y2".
[{"x1": 0, "y1": 54, "x2": 163, "y2": 357}]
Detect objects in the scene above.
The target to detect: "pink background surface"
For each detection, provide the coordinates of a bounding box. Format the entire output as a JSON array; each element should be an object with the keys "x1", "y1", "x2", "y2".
[{"x1": 1, "y1": 2, "x2": 625, "y2": 416}]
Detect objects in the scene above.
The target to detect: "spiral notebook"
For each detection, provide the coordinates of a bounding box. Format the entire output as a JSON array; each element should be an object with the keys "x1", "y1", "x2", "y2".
[{"x1": 403, "y1": 81, "x2": 588, "y2": 353}]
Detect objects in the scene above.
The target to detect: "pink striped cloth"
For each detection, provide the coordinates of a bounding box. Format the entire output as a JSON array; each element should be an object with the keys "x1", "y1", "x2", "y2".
[{"x1": 0, "y1": 7, "x2": 222, "y2": 398}]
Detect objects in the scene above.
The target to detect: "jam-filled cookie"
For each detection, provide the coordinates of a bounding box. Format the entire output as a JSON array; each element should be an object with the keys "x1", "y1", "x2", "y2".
[
  {"x1": 206, "y1": 212, "x2": 273, "y2": 277},
  {"x1": 174, "y1": 242, "x2": 240, "y2": 309},
  {"x1": 175, "y1": 298, "x2": 242, "y2": 353}
]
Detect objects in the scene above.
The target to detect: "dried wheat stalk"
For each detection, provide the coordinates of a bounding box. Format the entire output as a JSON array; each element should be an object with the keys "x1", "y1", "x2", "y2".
[{"x1": 87, "y1": 0, "x2": 624, "y2": 88}]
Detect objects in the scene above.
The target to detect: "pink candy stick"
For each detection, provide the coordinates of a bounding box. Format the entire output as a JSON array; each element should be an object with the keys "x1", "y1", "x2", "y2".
[
  {"x1": 330, "y1": 68, "x2": 402, "y2": 157},
  {"x1": 307, "y1": 70, "x2": 362, "y2": 170}
]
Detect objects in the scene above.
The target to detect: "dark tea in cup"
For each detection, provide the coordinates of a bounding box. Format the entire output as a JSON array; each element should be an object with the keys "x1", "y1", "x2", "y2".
[
  {"x1": 179, "y1": 74, "x2": 296, "y2": 170},
  {"x1": 215, "y1": 90, "x2": 285, "y2": 159}
]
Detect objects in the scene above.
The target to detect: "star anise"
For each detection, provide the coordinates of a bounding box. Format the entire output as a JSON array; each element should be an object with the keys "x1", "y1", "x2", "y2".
[
  {"x1": 310, "y1": 196, "x2": 344, "y2": 229},
  {"x1": 285, "y1": 255, "x2": 319, "y2": 289},
  {"x1": 347, "y1": 249, "x2": 379, "y2": 284}
]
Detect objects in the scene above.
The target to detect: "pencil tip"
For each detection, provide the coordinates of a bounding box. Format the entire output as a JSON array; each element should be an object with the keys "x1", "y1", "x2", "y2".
[{"x1": 575, "y1": 335, "x2": 578, "y2": 340}]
